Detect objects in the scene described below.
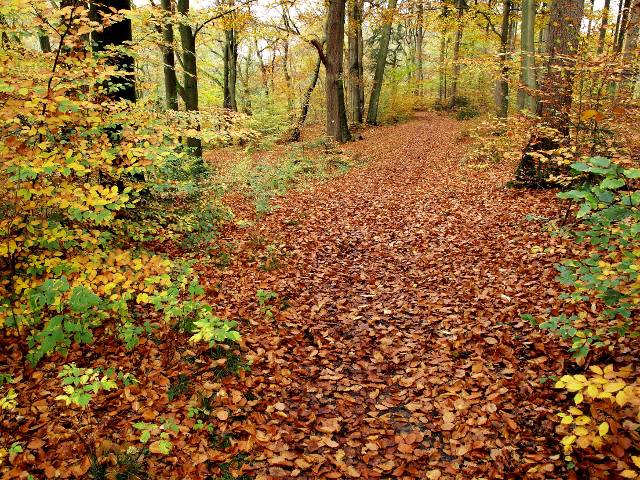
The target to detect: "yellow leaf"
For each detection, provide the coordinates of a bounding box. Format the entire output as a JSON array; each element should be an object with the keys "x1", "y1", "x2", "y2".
[
  {"x1": 589, "y1": 365, "x2": 604, "y2": 375},
  {"x1": 598, "y1": 422, "x2": 609, "y2": 436},
  {"x1": 574, "y1": 426, "x2": 589, "y2": 437},
  {"x1": 620, "y1": 470, "x2": 638, "y2": 479},
  {"x1": 569, "y1": 407, "x2": 583, "y2": 416},
  {"x1": 604, "y1": 382, "x2": 626, "y2": 393},
  {"x1": 561, "y1": 415, "x2": 574, "y2": 425},
  {"x1": 616, "y1": 390, "x2": 627, "y2": 407},
  {"x1": 632, "y1": 456, "x2": 640, "y2": 468},
  {"x1": 575, "y1": 416, "x2": 591, "y2": 426},
  {"x1": 574, "y1": 392, "x2": 584, "y2": 405},
  {"x1": 561, "y1": 435, "x2": 577, "y2": 447}
]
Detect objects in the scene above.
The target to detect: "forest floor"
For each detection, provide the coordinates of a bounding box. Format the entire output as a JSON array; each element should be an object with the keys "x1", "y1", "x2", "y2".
[
  {"x1": 4, "y1": 112, "x2": 580, "y2": 480},
  {"x1": 202, "y1": 112, "x2": 573, "y2": 479}
]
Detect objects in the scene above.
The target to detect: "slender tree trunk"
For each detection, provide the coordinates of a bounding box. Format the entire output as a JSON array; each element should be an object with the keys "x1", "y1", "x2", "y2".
[
  {"x1": 161, "y1": 0, "x2": 178, "y2": 110},
  {"x1": 597, "y1": 0, "x2": 611, "y2": 53},
  {"x1": 283, "y1": 38, "x2": 294, "y2": 112},
  {"x1": 91, "y1": 0, "x2": 136, "y2": 102},
  {"x1": 326, "y1": 0, "x2": 351, "y2": 142},
  {"x1": 519, "y1": 0, "x2": 536, "y2": 111},
  {"x1": 366, "y1": 0, "x2": 398, "y2": 125},
  {"x1": 39, "y1": 35, "x2": 51, "y2": 52},
  {"x1": 496, "y1": 0, "x2": 511, "y2": 117},
  {"x1": 439, "y1": 33, "x2": 447, "y2": 101},
  {"x1": 177, "y1": 0, "x2": 202, "y2": 158},
  {"x1": 615, "y1": 0, "x2": 632, "y2": 52},
  {"x1": 450, "y1": 0, "x2": 464, "y2": 99},
  {"x1": 348, "y1": 0, "x2": 364, "y2": 123},
  {"x1": 623, "y1": 0, "x2": 640, "y2": 75},
  {"x1": 254, "y1": 39, "x2": 269, "y2": 96},
  {"x1": 290, "y1": 53, "x2": 322, "y2": 141},
  {"x1": 223, "y1": 26, "x2": 238, "y2": 111},
  {"x1": 416, "y1": 1, "x2": 424, "y2": 96},
  {"x1": 239, "y1": 51, "x2": 252, "y2": 114},
  {"x1": 614, "y1": 0, "x2": 626, "y2": 49}
]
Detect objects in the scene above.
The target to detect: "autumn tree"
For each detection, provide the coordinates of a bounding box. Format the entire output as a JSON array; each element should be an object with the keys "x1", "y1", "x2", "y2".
[{"x1": 367, "y1": 0, "x2": 398, "y2": 125}]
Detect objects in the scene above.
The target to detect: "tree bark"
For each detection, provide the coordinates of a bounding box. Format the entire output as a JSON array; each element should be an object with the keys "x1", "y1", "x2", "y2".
[
  {"x1": 597, "y1": 0, "x2": 611, "y2": 54},
  {"x1": 223, "y1": 25, "x2": 238, "y2": 111},
  {"x1": 415, "y1": 1, "x2": 424, "y2": 96},
  {"x1": 449, "y1": 0, "x2": 464, "y2": 100},
  {"x1": 615, "y1": 0, "x2": 632, "y2": 52},
  {"x1": 90, "y1": 0, "x2": 136, "y2": 102},
  {"x1": 177, "y1": 0, "x2": 202, "y2": 158},
  {"x1": 439, "y1": 33, "x2": 447, "y2": 101},
  {"x1": 326, "y1": 0, "x2": 351, "y2": 142},
  {"x1": 290, "y1": 53, "x2": 322, "y2": 141},
  {"x1": 519, "y1": 0, "x2": 536, "y2": 111},
  {"x1": 516, "y1": 0, "x2": 584, "y2": 186},
  {"x1": 348, "y1": 0, "x2": 364, "y2": 123},
  {"x1": 161, "y1": 0, "x2": 178, "y2": 111},
  {"x1": 39, "y1": 35, "x2": 51, "y2": 52},
  {"x1": 366, "y1": 0, "x2": 398, "y2": 125},
  {"x1": 496, "y1": 0, "x2": 511, "y2": 118}
]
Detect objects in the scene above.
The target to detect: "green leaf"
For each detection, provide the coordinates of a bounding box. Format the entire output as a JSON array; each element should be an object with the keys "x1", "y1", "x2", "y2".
[
  {"x1": 589, "y1": 157, "x2": 611, "y2": 168},
  {"x1": 69, "y1": 286, "x2": 100, "y2": 313},
  {"x1": 576, "y1": 203, "x2": 592, "y2": 218},
  {"x1": 600, "y1": 178, "x2": 625, "y2": 190},
  {"x1": 623, "y1": 168, "x2": 640, "y2": 179},
  {"x1": 571, "y1": 162, "x2": 591, "y2": 172}
]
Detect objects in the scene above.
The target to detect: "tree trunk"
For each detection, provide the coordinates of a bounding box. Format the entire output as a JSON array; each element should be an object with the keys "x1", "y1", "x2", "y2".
[
  {"x1": 366, "y1": 0, "x2": 398, "y2": 125},
  {"x1": 326, "y1": 0, "x2": 351, "y2": 142},
  {"x1": 290, "y1": 53, "x2": 322, "y2": 141},
  {"x1": 516, "y1": 0, "x2": 584, "y2": 186},
  {"x1": 615, "y1": 0, "x2": 632, "y2": 52},
  {"x1": 39, "y1": 35, "x2": 51, "y2": 52},
  {"x1": 348, "y1": 0, "x2": 364, "y2": 123},
  {"x1": 223, "y1": 26, "x2": 238, "y2": 111},
  {"x1": 519, "y1": 0, "x2": 536, "y2": 111},
  {"x1": 177, "y1": 0, "x2": 202, "y2": 159},
  {"x1": 239, "y1": 52, "x2": 253, "y2": 114},
  {"x1": 90, "y1": 0, "x2": 136, "y2": 102},
  {"x1": 597, "y1": 0, "x2": 611, "y2": 54},
  {"x1": 416, "y1": 1, "x2": 424, "y2": 96},
  {"x1": 449, "y1": 0, "x2": 464, "y2": 100},
  {"x1": 283, "y1": 38, "x2": 294, "y2": 112},
  {"x1": 496, "y1": 0, "x2": 511, "y2": 118},
  {"x1": 161, "y1": 0, "x2": 178, "y2": 111},
  {"x1": 439, "y1": 33, "x2": 447, "y2": 101},
  {"x1": 623, "y1": 0, "x2": 640, "y2": 75}
]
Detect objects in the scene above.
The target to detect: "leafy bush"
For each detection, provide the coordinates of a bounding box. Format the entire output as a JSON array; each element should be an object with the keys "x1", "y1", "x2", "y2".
[
  {"x1": 0, "y1": 5, "x2": 238, "y2": 365},
  {"x1": 526, "y1": 156, "x2": 639, "y2": 477}
]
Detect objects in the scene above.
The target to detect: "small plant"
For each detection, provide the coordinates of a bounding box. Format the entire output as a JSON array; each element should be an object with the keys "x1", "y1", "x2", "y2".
[
  {"x1": 256, "y1": 289, "x2": 278, "y2": 319},
  {"x1": 55, "y1": 364, "x2": 118, "y2": 408},
  {"x1": 167, "y1": 374, "x2": 191, "y2": 401},
  {"x1": 132, "y1": 418, "x2": 179, "y2": 455}
]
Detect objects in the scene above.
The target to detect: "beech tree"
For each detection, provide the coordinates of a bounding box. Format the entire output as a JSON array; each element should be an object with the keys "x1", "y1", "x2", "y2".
[{"x1": 325, "y1": 0, "x2": 351, "y2": 142}]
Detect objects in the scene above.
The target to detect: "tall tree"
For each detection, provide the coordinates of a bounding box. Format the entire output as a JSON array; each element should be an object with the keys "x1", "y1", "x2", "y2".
[
  {"x1": 519, "y1": 0, "x2": 536, "y2": 111},
  {"x1": 223, "y1": 26, "x2": 238, "y2": 110},
  {"x1": 496, "y1": 0, "x2": 511, "y2": 117},
  {"x1": 325, "y1": 0, "x2": 351, "y2": 142},
  {"x1": 615, "y1": 0, "x2": 632, "y2": 52},
  {"x1": 290, "y1": 52, "x2": 322, "y2": 141},
  {"x1": 161, "y1": 0, "x2": 179, "y2": 111},
  {"x1": 347, "y1": 0, "x2": 364, "y2": 123},
  {"x1": 449, "y1": 0, "x2": 465, "y2": 99},
  {"x1": 516, "y1": 0, "x2": 584, "y2": 185},
  {"x1": 367, "y1": 0, "x2": 398, "y2": 125},
  {"x1": 91, "y1": 0, "x2": 136, "y2": 102},
  {"x1": 415, "y1": 0, "x2": 424, "y2": 96},
  {"x1": 177, "y1": 0, "x2": 202, "y2": 158},
  {"x1": 597, "y1": 0, "x2": 611, "y2": 54},
  {"x1": 623, "y1": 0, "x2": 640, "y2": 63}
]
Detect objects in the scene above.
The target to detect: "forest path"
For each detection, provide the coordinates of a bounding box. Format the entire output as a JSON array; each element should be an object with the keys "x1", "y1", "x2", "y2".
[{"x1": 211, "y1": 113, "x2": 566, "y2": 479}]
